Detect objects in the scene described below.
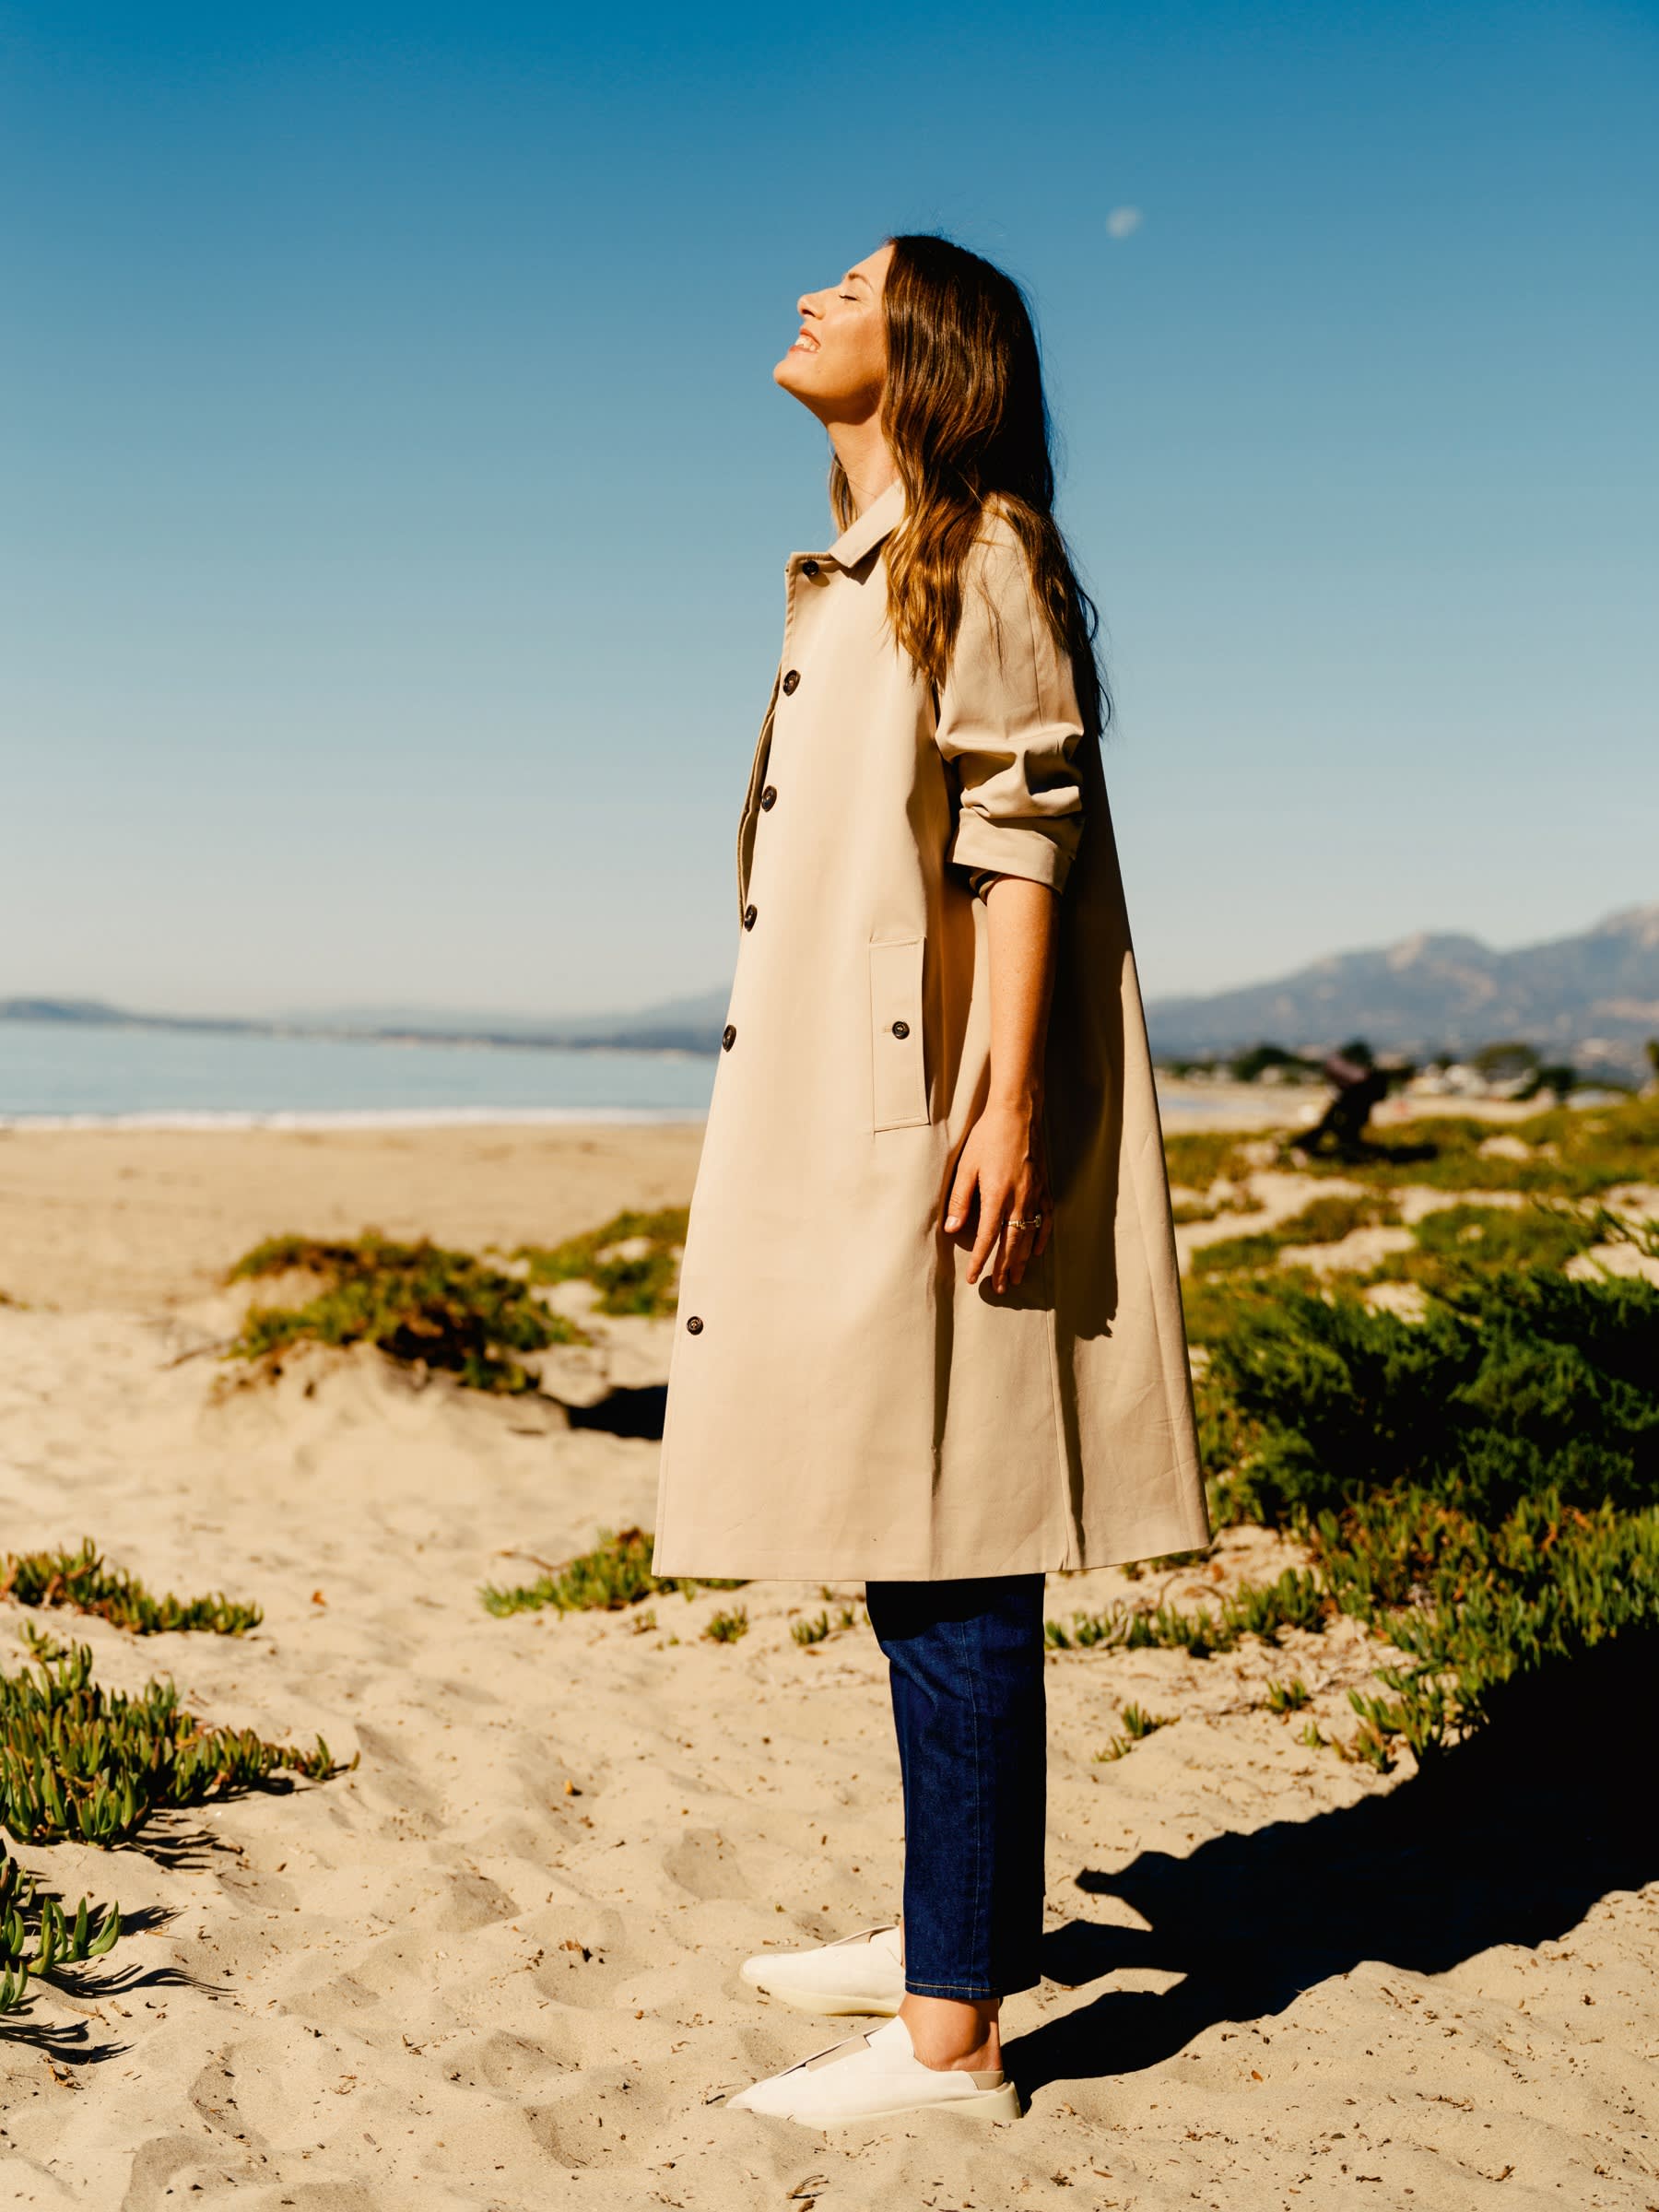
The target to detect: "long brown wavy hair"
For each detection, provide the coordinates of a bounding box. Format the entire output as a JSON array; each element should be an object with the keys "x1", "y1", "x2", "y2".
[{"x1": 829, "y1": 232, "x2": 1108, "y2": 738}]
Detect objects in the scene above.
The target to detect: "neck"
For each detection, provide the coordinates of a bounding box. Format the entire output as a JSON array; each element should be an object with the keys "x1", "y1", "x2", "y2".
[{"x1": 829, "y1": 418, "x2": 899, "y2": 516}]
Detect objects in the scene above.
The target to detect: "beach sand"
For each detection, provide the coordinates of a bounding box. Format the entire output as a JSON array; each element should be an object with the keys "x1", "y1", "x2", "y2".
[{"x1": 2, "y1": 1122, "x2": 1655, "y2": 2208}]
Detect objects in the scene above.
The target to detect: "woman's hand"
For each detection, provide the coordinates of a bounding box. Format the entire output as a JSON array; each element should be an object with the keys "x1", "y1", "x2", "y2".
[
  {"x1": 943, "y1": 1093, "x2": 1054, "y2": 1293},
  {"x1": 942, "y1": 874, "x2": 1060, "y2": 1293}
]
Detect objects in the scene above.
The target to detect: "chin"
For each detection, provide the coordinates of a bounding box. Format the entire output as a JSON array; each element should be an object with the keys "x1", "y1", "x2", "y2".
[{"x1": 772, "y1": 352, "x2": 806, "y2": 391}]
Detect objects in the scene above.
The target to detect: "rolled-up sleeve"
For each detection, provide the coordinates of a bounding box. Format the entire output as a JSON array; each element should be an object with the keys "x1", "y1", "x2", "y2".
[{"x1": 935, "y1": 525, "x2": 1086, "y2": 896}]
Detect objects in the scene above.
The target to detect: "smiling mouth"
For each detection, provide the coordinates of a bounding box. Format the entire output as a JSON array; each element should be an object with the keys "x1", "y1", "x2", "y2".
[{"x1": 789, "y1": 330, "x2": 819, "y2": 355}]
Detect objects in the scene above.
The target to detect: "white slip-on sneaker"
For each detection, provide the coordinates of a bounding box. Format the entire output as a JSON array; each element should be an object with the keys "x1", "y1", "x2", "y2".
[
  {"x1": 739, "y1": 1923, "x2": 906, "y2": 2018},
  {"x1": 726, "y1": 2014, "x2": 1020, "y2": 2127}
]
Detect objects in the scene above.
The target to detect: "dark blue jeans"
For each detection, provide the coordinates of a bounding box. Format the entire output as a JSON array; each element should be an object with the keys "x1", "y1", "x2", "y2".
[{"x1": 864, "y1": 1574, "x2": 1047, "y2": 2001}]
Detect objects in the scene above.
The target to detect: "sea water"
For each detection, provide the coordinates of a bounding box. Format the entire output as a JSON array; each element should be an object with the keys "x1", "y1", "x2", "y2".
[
  {"x1": 0, "y1": 1016, "x2": 1233, "y2": 1128},
  {"x1": 0, "y1": 1018, "x2": 716, "y2": 1126}
]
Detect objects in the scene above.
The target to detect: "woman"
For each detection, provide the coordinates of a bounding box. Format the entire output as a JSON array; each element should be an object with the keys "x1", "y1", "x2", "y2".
[{"x1": 652, "y1": 233, "x2": 1209, "y2": 2126}]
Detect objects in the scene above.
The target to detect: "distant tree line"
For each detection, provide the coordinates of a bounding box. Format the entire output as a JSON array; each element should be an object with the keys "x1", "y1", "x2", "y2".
[{"x1": 1156, "y1": 1034, "x2": 1659, "y2": 1102}]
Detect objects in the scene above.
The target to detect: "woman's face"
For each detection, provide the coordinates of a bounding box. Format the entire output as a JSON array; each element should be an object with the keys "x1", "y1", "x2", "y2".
[{"x1": 773, "y1": 242, "x2": 893, "y2": 420}]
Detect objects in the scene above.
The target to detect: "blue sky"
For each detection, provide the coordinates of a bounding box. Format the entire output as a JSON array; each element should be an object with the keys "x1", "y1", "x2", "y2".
[{"x1": 2, "y1": 0, "x2": 1654, "y2": 1016}]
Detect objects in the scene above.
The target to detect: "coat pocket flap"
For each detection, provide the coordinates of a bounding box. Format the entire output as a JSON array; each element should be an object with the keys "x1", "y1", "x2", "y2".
[{"x1": 868, "y1": 937, "x2": 928, "y2": 1131}]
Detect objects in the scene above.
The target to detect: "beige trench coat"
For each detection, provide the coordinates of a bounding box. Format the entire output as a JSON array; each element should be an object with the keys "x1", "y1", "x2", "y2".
[{"x1": 651, "y1": 480, "x2": 1210, "y2": 1581}]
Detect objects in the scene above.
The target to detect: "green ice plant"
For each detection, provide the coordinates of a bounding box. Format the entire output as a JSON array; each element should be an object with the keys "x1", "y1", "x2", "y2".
[
  {"x1": 1267, "y1": 1091, "x2": 1659, "y2": 1197},
  {"x1": 228, "y1": 1231, "x2": 586, "y2": 1393},
  {"x1": 1044, "y1": 1567, "x2": 1325, "y2": 1655},
  {"x1": 0, "y1": 1635, "x2": 355, "y2": 1848},
  {"x1": 516, "y1": 1207, "x2": 690, "y2": 1319},
  {"x1": 1188, "y1": 1192, "x2": 1401, "y2": 1278},
  {"x1": 1055, "y1": 1164, "x2": 1659, "y2": 1771},
  {"x1": 1094, "y1": 1702, "x2": 1176, "y2": 1762},
  {"x1": 1262, "y1": 1677, "x2": 1312, "y2": 1716},
  {"x1": 479, "y1": 1525, "x2": 744, "y2": 1618},
  {"x1": 1, "y1": 1539, "x2": 262, "y2": 1636},
  {"x1": 0, "y1": 1843, "x2": 121, "y2": 2017}
]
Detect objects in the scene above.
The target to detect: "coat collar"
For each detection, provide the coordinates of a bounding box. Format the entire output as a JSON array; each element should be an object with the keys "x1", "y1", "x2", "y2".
[{"x1": 812, "y1": 477, "x2": 906, "y2": 573}]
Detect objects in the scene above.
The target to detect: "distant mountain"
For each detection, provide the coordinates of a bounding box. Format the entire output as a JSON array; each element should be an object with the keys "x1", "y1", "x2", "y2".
[
  {"x1": 269, "y1": 987, "x2": 733, "y2": 1052},
  {"x1": 11, "y1": 904, "x2": 1657, "y2": 1070},
  {"x1": 0, "y1": 996, "x2": 135, "y2": 1025},
  {"x1": 0, "y1": 987, "x2": 733, "y2": 1055},
  {"x1": 1145, "y1": 905, "x2": 1659, "y2": 1071}
]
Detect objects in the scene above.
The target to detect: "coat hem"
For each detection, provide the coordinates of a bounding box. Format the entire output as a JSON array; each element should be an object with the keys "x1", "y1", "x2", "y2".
[{"x1": 645, "y1": 1521, "x2": 1213, "y2": 1585}]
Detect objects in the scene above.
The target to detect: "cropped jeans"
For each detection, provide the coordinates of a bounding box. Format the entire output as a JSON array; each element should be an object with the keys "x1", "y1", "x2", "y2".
[{"x1": 863, "y1": 1573, "x2": 1047, "y2": 2001}]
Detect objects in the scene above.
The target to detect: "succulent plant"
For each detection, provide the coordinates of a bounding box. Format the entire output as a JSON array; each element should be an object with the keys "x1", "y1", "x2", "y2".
[
  {"x1": 1, "y1": 1636, "x2": 355, "y2": 1849},
  {"x1": 1, "y1": 1539, "x2": 262, "y2": 1636},
  {"x1": 0, "y1": 1840, "x2": 120, "y2": 2016}
]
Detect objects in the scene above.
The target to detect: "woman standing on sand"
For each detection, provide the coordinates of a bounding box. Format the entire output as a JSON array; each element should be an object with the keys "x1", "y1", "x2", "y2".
[{"x1": 652, "y1": 233, "x2": 1208, "y2": 2126}]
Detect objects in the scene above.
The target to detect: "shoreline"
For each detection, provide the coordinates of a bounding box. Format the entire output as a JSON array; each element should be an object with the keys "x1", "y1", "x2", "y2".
[
  {"x1": 0, "y1": 1081, "x2": 1567, "y2": 1136},
  {"x1": 0, "y1": 1102, "x2": 712, "y2": 1133}
]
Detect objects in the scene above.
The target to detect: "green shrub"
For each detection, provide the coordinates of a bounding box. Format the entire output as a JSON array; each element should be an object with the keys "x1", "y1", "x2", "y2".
[
  {"x1": 517, "y1": 1207, "x2": 689, "y2": 1318},
  {"x1": 0, "y1": 1633, "x2": 352, "y2": 1848},
  {"x1": 1045, "y1": 1567, "x2": 1325, "y2": 1656},
  {"x1": 1201, "y1": 1270, "x2": 1659, "y2": 1528},
  {"x1": 1161, "y1": 1131, "x2": 1259, "y2": 1191},
  {"x1": 479, "y1": 1526, "x2": 743, "y2": 1617},
  {"x1": 703, "y1": 1606, "x2": 750, "y2": 1644},
  {"x1": 1190, "y1": 1193, "x2": 1401, "y2": 1278},
  {"x1": 1263, "y1": 1677, "x2": 1312, "y2": 1715},
  {"x1": 1094, "y1": 1701, "x2": 1176, "y2": 1761},
  {"x1": 1178, "y1": 1249, "x2": 1659, "y2": 1768},
  {"x1": 1371, "y1": 1202, "x2": 1604, "y2": 1292},
  {"x1": 1, "y1": 1539, "x2": 261, "y2": 1636},
  {"x1": 1181, "y1": 1264, "x2": 1328, "y2": 1350},
  {"x1": 0, "y1": 1843, "x2": 120, "y2": 2016},
  {"x1": 1336, "y1": 1495, "x2": 1659, "y2": 1762},
  {"x1": 1288, "y1": 1094, "x2": 1659, "y2": 1196},
  {"x1": 229, "y1": 1231, "x2": 584, "y2": 1393}
]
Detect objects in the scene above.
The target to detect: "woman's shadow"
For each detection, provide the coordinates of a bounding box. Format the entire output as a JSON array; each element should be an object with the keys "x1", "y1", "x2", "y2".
[{"x1": 1009, "y1": 1630, "x2": 1658, "y2": 2093}]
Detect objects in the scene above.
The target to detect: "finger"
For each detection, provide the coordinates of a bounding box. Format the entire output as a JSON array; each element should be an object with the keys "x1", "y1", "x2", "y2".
[
  {"x1": 1031, "y1": 1194, "x2": 1054, "y2": 1262},
  {"x1": 967, "y1": 1190, "x2": 1008, "y2": 1285},
  {"x1": 994, "y1": 1205, "x2": 1027, "y2": 1293},
  {"x1": 943, "y1": 1159, "x2": 979, "y2": 1238},
  {"x1": 1001, "y1": 1218, "x2": 1036, "y2": 1292},
  {"x1": 1006, "y1": 1220, "x2": 1037, "y2": 1288},
  {"x1": 994, "y1": 1203, "x2": 1037, "y2": 1293}
]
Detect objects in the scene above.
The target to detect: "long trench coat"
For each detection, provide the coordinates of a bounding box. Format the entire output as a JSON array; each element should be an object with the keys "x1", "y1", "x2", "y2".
[{"x1": 650, "y1": 480, "x2": 1211, "y2": 1581}]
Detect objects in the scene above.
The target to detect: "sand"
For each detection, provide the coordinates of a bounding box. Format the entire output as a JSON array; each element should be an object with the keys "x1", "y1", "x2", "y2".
[{"x1": 2, "y1": 1122, "x2": 1656, "y2": 2209}]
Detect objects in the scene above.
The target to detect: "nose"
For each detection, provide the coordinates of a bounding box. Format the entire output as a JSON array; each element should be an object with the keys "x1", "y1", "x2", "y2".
[{"x1": 796, "y1": 289, "x2": 823, "y2": 321}]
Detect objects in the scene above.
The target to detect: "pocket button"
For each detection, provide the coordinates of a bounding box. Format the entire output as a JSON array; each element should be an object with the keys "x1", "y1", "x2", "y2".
[{"x1": 890, "y1": 1019, "x2": 911, "y2": 1040}]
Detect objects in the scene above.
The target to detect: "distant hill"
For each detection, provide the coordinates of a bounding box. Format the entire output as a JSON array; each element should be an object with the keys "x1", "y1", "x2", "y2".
[
  {"x1": 0, "y1": 987, "x2": 732, "y2": 1055},
  {"x1": 1145, "y1": 905, "x2": 1659, "y2": 1072},
  {"x1": 270, "y1": 987, "x2": 733, "y2": 1053},
  {"x1": 9, "y1": 905, "x2": 1657, "y2": 1070}
]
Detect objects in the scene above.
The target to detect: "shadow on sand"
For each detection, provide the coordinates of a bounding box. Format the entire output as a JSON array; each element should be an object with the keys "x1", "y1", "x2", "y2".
[{"x1": 1011, "y1": 1631, "x2": 1659, "y2": 2093}]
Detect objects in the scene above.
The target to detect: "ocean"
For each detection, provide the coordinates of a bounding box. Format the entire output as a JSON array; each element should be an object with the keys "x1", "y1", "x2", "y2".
[
  {"x1": 0, "y1": 1016, "x2": 1240, "y2": 1128},
  {"x1": 0, "y1": 1018, "x2": 716, "y2": 1126}
]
